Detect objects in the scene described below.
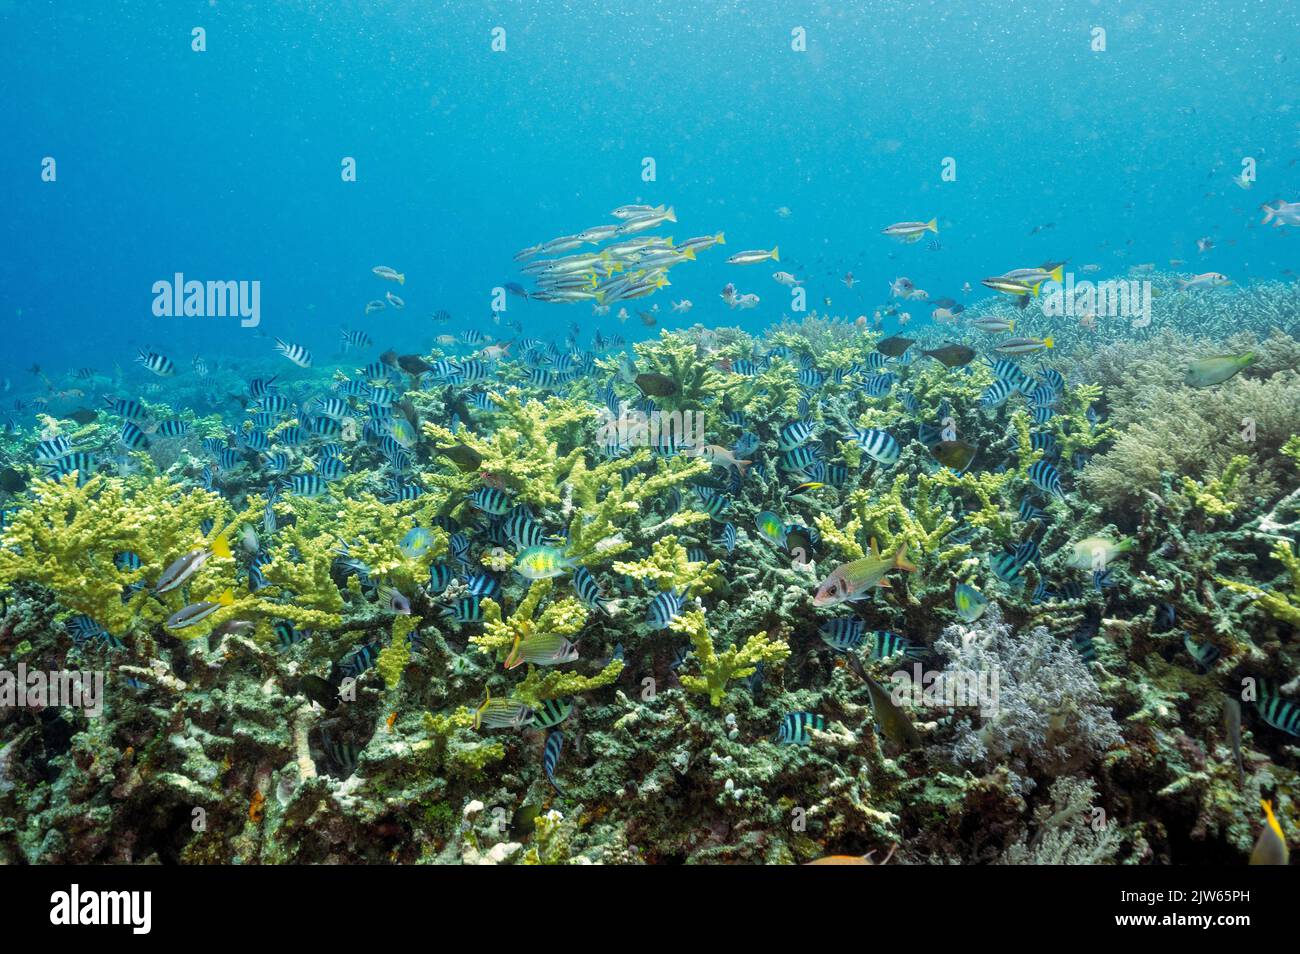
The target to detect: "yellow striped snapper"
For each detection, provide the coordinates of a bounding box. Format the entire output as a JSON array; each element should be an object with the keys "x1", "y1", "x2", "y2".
[
  {"x1": 615, "y1": 205, "x2": 676, "y2": 234},
  {"x1": 726, "y1": 246, "x2": 779, "y2": 265},
  {"x1": 881, "y1": 218, "x2": 937, "y2": 242}
]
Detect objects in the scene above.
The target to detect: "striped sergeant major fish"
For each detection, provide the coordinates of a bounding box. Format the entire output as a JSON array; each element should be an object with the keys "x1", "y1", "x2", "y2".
[
  {"x1": 1257, "y1": 684, "x2": 1300, "y2": 737},
  {"x1": 281, "y1": 473, "x2": 328, "y2": 497},
  {"x1": 573, "y1": 566, "x2": 618, "y2": 616},
  {"x1": 103, "y1": 396, "x2": 148, "y2": 420},
  {"x1": 119, "y1": 421, "x2": 151, "y2": 451},
  {"x1": 136, "y1": 349, "x2": 176, "y2": 376},
  {"x1": 274, "y1": 338, "x2": 313, "y2": 368},
  {"x1": 534, "y1": 697, "x2": 573, "y2": 729},
  {"x1": 1027, "y1": 459, "x2": 1066, "y2": 500},
  {"x1": 647, "y1": 589, "x2": 686, "y2": 630},
  {"x1": 851, "y1": 427, "x2": 901, "y2": 465},
  {"x1": 775, "y1": 711, "x2": 825, "y2": 745},
  {"x1": 542, "y1": 730, "x2": 565, "y2": 796},
  {"x1": 155, "y1": 419, "x2": 189, "y2": 438}
]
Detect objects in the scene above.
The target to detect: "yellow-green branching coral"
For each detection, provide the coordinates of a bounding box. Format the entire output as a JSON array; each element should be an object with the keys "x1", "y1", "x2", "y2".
[
  {"x1": 835, "y1": 473, "x2": 959, "y2": 569},
  {"x1": 421, "y1": 709, "x2": 506, "y2": 775},
  {"x1": 0, "y1": 474, "x2": 233, "y2": 635},
  {"x1": 630, "y1": 331, "x2": 729, "y2": 412},
  {"x1": 422, "y1": 393, "x2": 593, "y2": 508},
  {"x1": 813, "y1": 512, "x2": 865, "y2": 561},
  {"x1": 611, "y1": 535, "x2": 720, "y2": 597},
  {"x1": 1181, "y1": 455, "x2": 1250, "y2": 517},
  {"x1": 565, "y1": 454, "x2": 712, "y2": 566},
  {"x1": 284, "y1": 492, "x2": 449, "y2": 591},
  {"x1": 930, "y1": 464, "x2": 1021, "y2": 538},
  {"x1": 1049, "y1": 383, "x2": 1115, "y2": 462},
  {"x1": 671, "y1": 609, "x2": 791, "y2": 706},
  {"x1": 471, "y1": 580, "x2": 587, "y2": 658},
  {"x1": 377, "y1": 616, "x2": 418, "y2": 688},
  {"x1": 1217, "y1": 539, "x2": 1300, "y2": 626},
  {"x1": 1283, "y1": 435, "x2": 1300, "y2": 466},
  {"x1": 513, "y1": 660, "x2": 624, "y2": 708}
]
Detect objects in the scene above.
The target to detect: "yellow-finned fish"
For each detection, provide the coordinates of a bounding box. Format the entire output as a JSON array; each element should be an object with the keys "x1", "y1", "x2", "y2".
[
  {"x1": 882, "y1": 219, "x2": 938, "y2": 242},
  {"x1": 726, "y1": 246, "x2": 780, "y2": 265},
  {"x1": 1250, "y1": 800, "x2": 1289, "y2": 865},
  {"x1": 813, "y1": 541, "x2": 917, "y2": 607}
]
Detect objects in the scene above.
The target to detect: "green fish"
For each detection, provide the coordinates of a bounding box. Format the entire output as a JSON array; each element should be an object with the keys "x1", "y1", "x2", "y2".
[
  {"x1": 513, "y1": 544, "x2": 576, "y2": 580},
  {"x1": 953, "y1": 582, "x2": 988, "y2": 622},
  {"x1": 1184, "y1": 352, "x2": 1256, "y2": 388},
  {"x1": 846, "y1": 658, "x2": 921, "y2": 751},
  {"x1": 755, "y1": 511, "x2": 787, "y2": 548}
]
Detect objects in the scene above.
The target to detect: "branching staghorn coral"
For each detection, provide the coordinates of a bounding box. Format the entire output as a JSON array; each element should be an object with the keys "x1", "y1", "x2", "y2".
[
  {"x1": 630, "y1": 332, "x2": 728, "y2": 413},
  {"x1": 1216, "y1": 539, "x2": 1300, "y2": 626},
  {"x1": 564, "y1": 455, "x2": 711, "y2": 566},
  {"x1": 1182, "y1": 454, "x2": 1251, "y2": 518},
  {"x1": 421, "y1": 392, "x2": 594, "y2": 508},
  {"x1": 611, "y1": 534, "x2": 720, "y2": 597},
  {"x1": 470, "y1": 579, "x2": 623, "y2": 704},
  {"x1": 670, "y1": 609, "x2": 791, "y2": 706},
  {"x1": 820, "y1": 472, "x2": 961, "y2": 569},
  {"x1": 0, "y1": 474, "x2": 342, "y2": 640}
]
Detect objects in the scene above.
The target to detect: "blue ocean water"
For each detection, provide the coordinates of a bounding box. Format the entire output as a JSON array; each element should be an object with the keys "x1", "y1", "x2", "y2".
[{"x1": 1, "y1": 0, "x2": 1297, "y2": 380}]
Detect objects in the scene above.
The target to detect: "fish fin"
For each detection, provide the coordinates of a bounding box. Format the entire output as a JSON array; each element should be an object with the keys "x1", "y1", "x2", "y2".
[
  {"x1": 1008, "y1": 319, "x2": 1015, "y2": 332},
  {"x1": 715, "y1": 231, "x2": 725, "y2": 245},
  {"x1": 210, "y1": 533, "x2": 232, "y2": 559},
  {"x1": 683, "y1": 246, "x2": 696, "y2": 260},
  {"x1": 216, "y1": 588, "x2": 235, "y2": 606},
  {"x1": 1048, "y1": 265, "x2": 1064, "y2": 283},
  {"x1": 876, "y1": 578, "x2": 892, "y2": 589},
  {"x1": 1043, "y1": 337, "x2": 1054, "y2": 349},
  {"x1": 1262, "y1": 800, "x2": 1284, "y2": 841},
  {"x1": 504, "y1": 636, "x2": 523, "y2": 670},
  {"x1": 868, "y1": 537, "x2": 881, "y2": 558},
  {"x1": 1030, "y1": 281, "x2": 1042, "y2": 297},
  {"x1": 926, "y1": 218, "x2": 937, "y2": 232},
  {"x1": 894, "y1": 543, "x2": 918, "y2": 573},
  {"x1": 664, "y1": 206, "x2": 676, "y2": 222},
  {"x1": 397, "y1": 274, "x2": 405, "y2": 285},
  {"x1": 735, "y1": 459, "x2": 752, "y2": 477},
  {"x1": 770, "y1": 245, "x2": 780, "y2": 262}
]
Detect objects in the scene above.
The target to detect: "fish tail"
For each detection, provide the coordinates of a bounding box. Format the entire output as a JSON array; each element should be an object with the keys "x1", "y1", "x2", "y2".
[
  {"x1": 715, "y1": 231, "x2": 725, "y2": 244},
  {"x1": 1048, "y1": 264, "x2": 1064, "y2": 283},
  {"x1": 216, "y1": 588, "x2": 235, "y2": 606},
  {"x1": 770, "y1": 245, "x2": 780, "y2": 262},
  {"x1": 210, "y1": 533, "x2": 232, "y2": 559},
  {"x1": 1262, "y1": 800, "x2": 1284, "y2": 840},
  {"x1": 893, "y1": 543, "x2": 918, "y2": 573},
  {"x1": 1030, "y1": 281, "x2": 1042, "y2": 297},
  {"x1": 1008, "y1": 319, "x2": 1015, "y2": 332},
  {"x1": 397, "y1": 274, "x2": 405, "y2": 285},
  {"x1": 926, "y1": 218, "x2": 938, "y2": 232},
  {"x1": 735, "y1": 459, "x2": 752, "y2": 477},
  {"x1": 664, "y1": 206, "x2": 677, "y2": 223},
  {"x1": 1043, "y1": 336, "x2": 1054, "y2": 349}
]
